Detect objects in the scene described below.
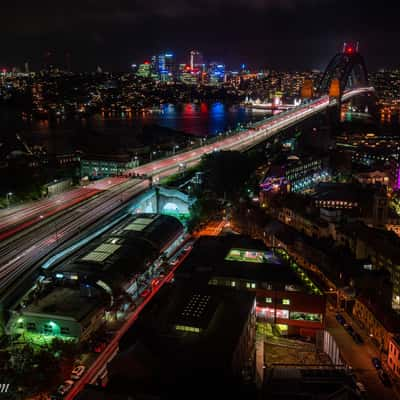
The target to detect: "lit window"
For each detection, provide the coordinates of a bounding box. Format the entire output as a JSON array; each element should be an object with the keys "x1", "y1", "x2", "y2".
[
  {"x1": 231, "y1": 281, "x2": 236, "y2": 287},
  {"x1": 282, "y1": 299, "x2": 290, "y2": 305},
  {"x1": 251, "y1": 283, "x2": 256, "y2": 289},
  {"x1": 27, "y1": 322, "x2": 36, "y2": 331},
  {"x1": 265, "y1": 297, "x2": 272, "y2": 303},
  {"x1": 276, "y1": 309, "x2": 289, "y2": 319}
]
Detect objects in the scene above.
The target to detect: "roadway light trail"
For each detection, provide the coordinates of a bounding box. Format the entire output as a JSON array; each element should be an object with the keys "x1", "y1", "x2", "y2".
[
  {"x1": 0, "y1": 177, "x2": 127, "y2": 241},
  {"x1": 64, "y1": 243, "x2": 193, "y2": 400},
  {"x1": 0, "y1": 87, "x2": 372, "y2": 293},
  {"x1": 0, "y1": 179, "x2": 150, "y2": 292},
  {"x1": 124, "y1": 87, "x2": 373, "y2": 179}
]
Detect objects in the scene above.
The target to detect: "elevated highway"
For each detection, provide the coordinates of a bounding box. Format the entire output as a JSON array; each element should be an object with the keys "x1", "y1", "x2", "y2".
[
  {"x1": 126, "y1": 87, "x2": 374, "y2": 180},
  {"x1": 0, "y1": 87, "x2": 373, "y2": 295}
]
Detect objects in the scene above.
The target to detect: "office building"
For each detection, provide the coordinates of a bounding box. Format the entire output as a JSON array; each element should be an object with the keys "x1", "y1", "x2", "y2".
[
  {"x1": 175, "y1": 235, "x2": 325, "y2": 338},
  {"x1": 388, "y1": 336, "x2": 400, "y2": 377},
  {"x1": 136, "y1": 61, "x2": 152, "y2": 78},
  {"x1": 189, "y1": 50, "x2": 203, "y2": 70},
  {"x1": 80, "y1": 283, "x2": 256, "y2": 399},
  {"x1": 80, "y1": 154, "x2": 138, "y2": 178},
  {"x1": 151, "y1": 52, "x2": 175, "y2": 81},
  {"x1": 208, "y1": 62, "x2": 225, "y2": 84}
]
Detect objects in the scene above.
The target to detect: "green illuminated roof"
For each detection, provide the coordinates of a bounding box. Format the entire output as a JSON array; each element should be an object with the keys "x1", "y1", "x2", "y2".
[{"x1": 225, "y1": 248, "x2": 281, "y2": 264}]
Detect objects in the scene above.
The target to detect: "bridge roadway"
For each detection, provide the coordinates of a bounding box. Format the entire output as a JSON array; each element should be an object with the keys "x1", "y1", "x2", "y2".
[
  {"x1": 125, "y1": 87, "x2": 374, "y2": 179},
  {"x1": 0, "y1": 87, "x2": 372, "y2": 243},
  {"x1": 0, "y1": 177, "x2": 128, "y2": 242},
  {"x1": 0, "y1": 179, "x2": 150, "y2": 295},
  {"x1": 0, "y1": 87, "x2": 372, "y2": 294}
]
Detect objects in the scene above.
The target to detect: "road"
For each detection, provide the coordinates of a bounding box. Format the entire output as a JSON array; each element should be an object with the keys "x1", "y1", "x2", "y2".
[
  {"x1": 64, "y1": 240, "x2": 193, "y2": 400},
  {"x1": 0, "y1": 88, "x2": 372, "y2": 245},
  {"x1": 125, "y1": 87, "x2": 374, "y2": 180},
  {"x1": 194, "y1": 220, "x2": 226, "y2": 237},
  {"x1": 325, "y1": 309, "x2": 398, "y2": 400},
  {"x1": 0, "y1": 179, "x2": 149, "y2": 293},
  {"x1": 0, "y1": 87, "x2": 373, "y2": 294},
  {"x1": 0, "y1": 177, "x2": 127, "y2": 242}
]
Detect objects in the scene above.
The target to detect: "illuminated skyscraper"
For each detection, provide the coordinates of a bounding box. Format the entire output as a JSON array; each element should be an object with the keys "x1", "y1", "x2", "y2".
[
  {"x1": 208, "y1": 62, "x2": 225, "y2": 85},
  {"x1": 136, "y1": 61, "x2": 152, "y2": 78},
  {"x1": 179, "y1": 64, "x2": 198, "y2": 84},
  {"x1": 190, "y1": 50, "x2": 203, "y2": 70},
  {"x1": 151, "y1": 52, "x2": 176, "y2": 81}
]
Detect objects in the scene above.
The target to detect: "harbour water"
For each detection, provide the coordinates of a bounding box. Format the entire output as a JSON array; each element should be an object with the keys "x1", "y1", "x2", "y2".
[{"x1": 8, "y1": 102, "x2": 270, "y2": 154}]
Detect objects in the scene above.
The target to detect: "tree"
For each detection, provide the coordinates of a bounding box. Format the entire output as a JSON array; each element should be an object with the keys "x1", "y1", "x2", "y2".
[
  {"x1": 188, "y1": 195, "x2": 220, "y2": 232},
  {"x1": 201, "y1": 151, "x2": 253, "y2": 201}
]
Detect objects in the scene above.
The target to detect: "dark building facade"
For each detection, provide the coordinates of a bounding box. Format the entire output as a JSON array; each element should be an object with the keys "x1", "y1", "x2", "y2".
[
  {"x1": 175, "y1": 235, "x2": 325, "y2": 337},
  {"x1": 80, "y1": 283, "x2": 256, "y2": 399}
]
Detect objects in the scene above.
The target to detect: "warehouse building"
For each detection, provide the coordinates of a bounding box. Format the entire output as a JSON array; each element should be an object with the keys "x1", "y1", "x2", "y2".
[{"x1": 9, "y1": 214, "x2": 185, "y2": 341}]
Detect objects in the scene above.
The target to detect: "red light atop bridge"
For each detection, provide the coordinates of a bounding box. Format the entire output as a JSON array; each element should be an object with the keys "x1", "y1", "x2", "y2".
[{"x1": 343, "y1": 42, "x2": 359, "y2": 55}]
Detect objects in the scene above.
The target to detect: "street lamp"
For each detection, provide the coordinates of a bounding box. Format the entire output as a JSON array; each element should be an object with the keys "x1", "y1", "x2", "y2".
[
  {"x1": 173, "y1": 145, "x2": 179, "y2": 155},
  {"x1": 6, "y1": 192, "x2": 13, "y2": 208}
]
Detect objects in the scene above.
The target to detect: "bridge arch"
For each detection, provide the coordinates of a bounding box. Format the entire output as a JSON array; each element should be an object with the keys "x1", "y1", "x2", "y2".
[{"x1": 318, "y1": 51, "x2": 368, "y2": 97}]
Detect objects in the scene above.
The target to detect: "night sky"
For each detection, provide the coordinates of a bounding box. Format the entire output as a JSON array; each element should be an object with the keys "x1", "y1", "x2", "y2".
[{"x1": 2, "y1": 0, "x2": 399, "y2": 71}]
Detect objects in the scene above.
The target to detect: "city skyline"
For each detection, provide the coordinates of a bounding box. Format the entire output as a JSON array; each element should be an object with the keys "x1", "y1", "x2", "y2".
[
  {"x1": 2, "y1": 16, "x2": 400, "y2": 397},
  {"x1": 2, "y1": 0, "x2": 400, "y2": 71}
]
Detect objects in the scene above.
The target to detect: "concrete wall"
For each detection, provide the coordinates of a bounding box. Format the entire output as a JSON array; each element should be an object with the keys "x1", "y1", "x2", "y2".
[{"x1": 129, "y1": 186, "x2": 193, "y2": 216}]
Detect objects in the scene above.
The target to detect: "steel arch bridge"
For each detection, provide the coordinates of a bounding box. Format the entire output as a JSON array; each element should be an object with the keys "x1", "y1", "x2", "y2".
[{"x1": 318, "y1": 49, "x2": 369, "y2": 97}]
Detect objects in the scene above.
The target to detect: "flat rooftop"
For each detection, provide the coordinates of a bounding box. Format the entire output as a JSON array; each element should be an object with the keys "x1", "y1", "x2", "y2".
[
  {"x1": 176, "y1": 235, "x2": 313, "y2": 293},
  {"x1": 107, "y1": 283, "x2": 256, "y2": 397},
  {"x1": 263, "y1": 367, "x2": 358, "y2": 400},
  {"x1": 23, "y1": 287, "x2": 101, "y2": 322}
]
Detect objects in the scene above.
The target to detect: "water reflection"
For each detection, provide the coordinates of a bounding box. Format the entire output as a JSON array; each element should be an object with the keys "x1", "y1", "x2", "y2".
[
  {"x1": 9, "y1": 102, "x2": 268, "y2": 153},
  {"x1": 137, "y1": 102, "x2": 266, "y2": 136}
]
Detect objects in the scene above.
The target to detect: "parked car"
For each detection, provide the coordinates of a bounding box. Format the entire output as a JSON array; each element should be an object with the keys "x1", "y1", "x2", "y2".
[
  {"x1": 183, "y1": 241, "x2": 195, "y2": 252},
  {"x1": 94, "y1": 341, "x2": 107, "y2": 353},
  {"x1": 344, "y1": 324, "x2": 354, "y2": 335},
  {"x1": 71, "y1": 365, "x2": 86, "y2": 380},
  {"x1": 352, "y1": 333, "x2": 364, "y2": 344},
  {"x1": 56, "y1": 380, "x2": 74, "y2": 396},
  {"x1": 151, "y1": 278, "x2": 161, "y2": 287},
  {"x1": 168, "y1": 258, "x2": 179, "y2": 266},
  {"x1": 355, "y1": 381, "x2": 367, "y2": 394},
  {"x1": 335, "y1": 314, "x2": 345, "y2": 325},
  {"x1": 140, "y1": 289, "x2": 151, "y2": 298},
  {"x1": 378, "y1": 369, "x2": 391, "y2": 386},
  {"x1": 371, "y1": 357, "x2": 382, "y2": 369}
]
